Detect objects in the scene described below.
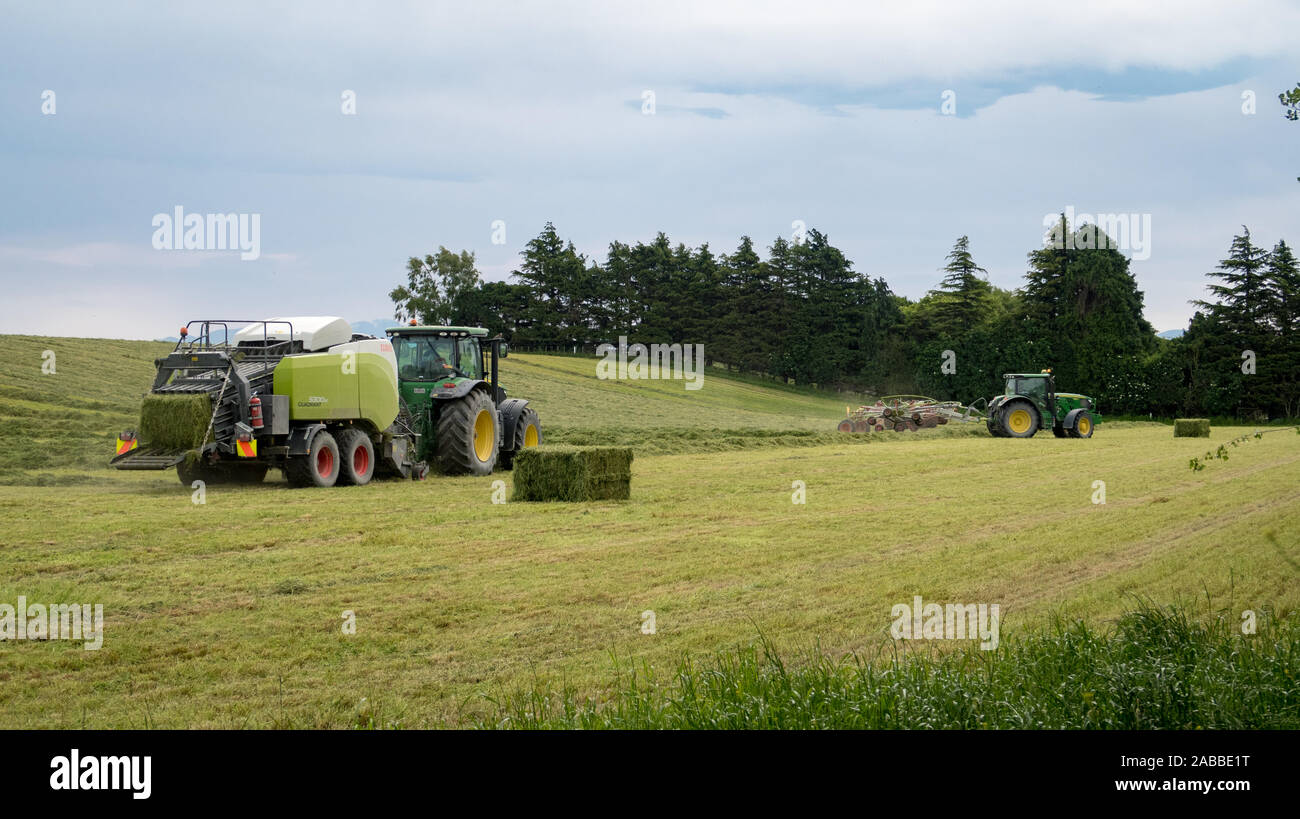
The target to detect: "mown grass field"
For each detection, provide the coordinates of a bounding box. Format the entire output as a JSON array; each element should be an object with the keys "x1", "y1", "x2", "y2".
[{"x1": 0, "y1": 334, "x2": 1297, "y2": 728}]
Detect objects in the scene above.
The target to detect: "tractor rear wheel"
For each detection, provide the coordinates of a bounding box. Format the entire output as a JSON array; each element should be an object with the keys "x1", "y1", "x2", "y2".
[
  {"x1": 434, "y1": 389, "x2": 499, "y2": 476},
  {"x1": 498, "y1": 407, "x2": 542, "y2": 470},
  {"x1": 1000, "y1": 400, "x2": 1039, "y2": 438},
  {"x1": 1069, "y1": 411, "x2": 1095, "y2": 438},
  {"x1": 285, "y1": 429, "x2": 340, "y2": 487},
  {"x1": 335, "y1": 428, "x2": 376, "y2": 486}
]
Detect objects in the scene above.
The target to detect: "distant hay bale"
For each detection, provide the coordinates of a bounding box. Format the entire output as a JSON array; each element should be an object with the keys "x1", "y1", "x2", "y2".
[
  {"x1": 511, "y1": 446, "x2": 633, "y2": 502},
  {"x1": 1174, "y1": 418, "x2": 1211, "y2": 438},
  {"x1": 139, "y1": 393, "x2": 212, "y2": 450}
]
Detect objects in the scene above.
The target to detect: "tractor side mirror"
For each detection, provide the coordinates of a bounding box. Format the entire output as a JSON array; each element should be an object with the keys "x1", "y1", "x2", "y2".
[{"x1": 499, "y1": 342, "x2": 509, "y2": 359}]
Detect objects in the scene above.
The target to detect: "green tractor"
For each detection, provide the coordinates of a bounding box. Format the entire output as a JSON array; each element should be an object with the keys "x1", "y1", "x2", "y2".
[
  {"x1": 985, "y1": 371, "x2": 1100, "y2": 439},
  {"x1": 388, "y1": 323, "x2": 541, "y2": 476}
]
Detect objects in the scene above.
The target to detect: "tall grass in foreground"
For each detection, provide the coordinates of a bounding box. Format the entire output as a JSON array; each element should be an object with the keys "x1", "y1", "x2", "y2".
[{"x1": 479, "y1": 605, "x2": 1300, "y2": 729}]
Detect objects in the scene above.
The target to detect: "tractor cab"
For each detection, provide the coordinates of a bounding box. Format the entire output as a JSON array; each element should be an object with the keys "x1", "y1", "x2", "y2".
[
  {"x1": 1005, "y1": 373, "x2": 1051, "y2": 403},
  {"x1": 385, "y1": 323, "x2": 538, "y2": 475},
  {"x1": 387, "y1": 325, "x2": 498, "y2": 410}
]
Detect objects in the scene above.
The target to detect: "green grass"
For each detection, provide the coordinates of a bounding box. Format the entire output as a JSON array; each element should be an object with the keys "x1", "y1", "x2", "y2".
[
  {"x1": 0, "y1": 335, "x2": 1297, "y2": 728},
  {"x1": 481, "y1": 604, "x2": 1300, "y2": 729}
]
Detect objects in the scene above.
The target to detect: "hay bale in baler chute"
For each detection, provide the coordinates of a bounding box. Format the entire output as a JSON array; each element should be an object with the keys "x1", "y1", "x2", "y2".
[
  {"x1": 511, "y1": 446, "x2": 633, "y2": 502},
  {"x1": 138, "y1": 393, "x2": 213, "y2": 450}
]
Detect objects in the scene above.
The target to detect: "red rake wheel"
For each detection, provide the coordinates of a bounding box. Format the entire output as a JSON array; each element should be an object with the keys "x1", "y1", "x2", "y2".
[
  {"x1": 837, "y1": 419, "x2": 854, "y2": 433},
  {"x1": 852, "y1": 420, "x2": 869, "y2": 433}
]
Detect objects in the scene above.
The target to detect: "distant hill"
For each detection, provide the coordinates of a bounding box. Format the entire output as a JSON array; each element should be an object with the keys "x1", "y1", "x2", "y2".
[{"x1": 1157, "y1": 329, "x2": 1185, "y2": 340}]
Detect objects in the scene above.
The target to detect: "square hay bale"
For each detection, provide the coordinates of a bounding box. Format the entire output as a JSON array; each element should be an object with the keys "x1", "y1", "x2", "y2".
[
  {"x1": 138, "y1": 393, "x2": 213, "y2": 450},
  {"x1": 511, "y1": 446, "x2": 633, "y2": 502},
  {"x1": 1174, "y1": 418, "x2": 1211, "y2": 438}
]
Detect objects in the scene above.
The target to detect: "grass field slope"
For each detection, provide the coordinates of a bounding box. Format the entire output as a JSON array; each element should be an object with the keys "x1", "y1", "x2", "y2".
[{"x1": 0, "y1": 334, "x2": 1297, "y2": 728}]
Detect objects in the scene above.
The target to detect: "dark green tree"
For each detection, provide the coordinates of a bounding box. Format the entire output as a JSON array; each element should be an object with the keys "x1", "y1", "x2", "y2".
[
  {"x1": 931, "y1": 235, "x2": 993, "y2": 337},
  {"x1": 390, "y1": 246, "x2": 481, "y2": 325}
]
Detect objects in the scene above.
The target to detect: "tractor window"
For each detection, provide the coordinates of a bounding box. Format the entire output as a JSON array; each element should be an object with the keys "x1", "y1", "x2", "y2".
[
  {"x1": 1009, "y1": 377, "x2": 1047, "y2": 400},
  {"x1": 394, "y1": 336, "x2": 456, "y2": 381},
  {"x1": 456, "y1": 337, "x2": 482, "y2": 379}
]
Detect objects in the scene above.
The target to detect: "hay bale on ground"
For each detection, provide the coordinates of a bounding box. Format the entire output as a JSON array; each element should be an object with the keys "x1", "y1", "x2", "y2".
[
  {"x1": 139, "y1": 393, "x2": 213, "y2": 450},
  {"x1": 511, "y1": 446, "x2": 633, "y2": 502},
  {"x1": 1174, "y1": 418, "x2": 1211, "y2": 438}
]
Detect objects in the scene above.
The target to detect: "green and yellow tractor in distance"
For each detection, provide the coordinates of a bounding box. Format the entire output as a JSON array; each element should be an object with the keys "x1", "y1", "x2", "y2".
[
  {"x1": 111, "y1": 317, "x2": 541, "y2": 487},
  {"x1": 985, "y1": 370, "x2": 1100, "y2": 439}
]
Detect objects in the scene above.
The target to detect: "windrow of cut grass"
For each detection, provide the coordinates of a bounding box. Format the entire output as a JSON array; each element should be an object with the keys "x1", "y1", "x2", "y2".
[{"x1": 480, "y1": 604, "x2": 1300, "y2": 729}]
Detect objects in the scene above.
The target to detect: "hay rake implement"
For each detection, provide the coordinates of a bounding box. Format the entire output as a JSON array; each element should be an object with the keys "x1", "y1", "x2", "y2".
[{"x1": 837, "y1": 395, "x2": 985, "y2": 433}]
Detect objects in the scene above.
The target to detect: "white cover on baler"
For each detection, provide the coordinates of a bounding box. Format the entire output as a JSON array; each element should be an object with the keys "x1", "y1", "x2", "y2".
[{"x1": 232, "y1": 317, "x2": 352, "y2": 351}]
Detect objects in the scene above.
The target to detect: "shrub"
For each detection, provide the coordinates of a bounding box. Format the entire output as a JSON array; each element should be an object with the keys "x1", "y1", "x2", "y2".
[{"x1": 1174, "y1": 418, "x2": 1211, "y2": 437}]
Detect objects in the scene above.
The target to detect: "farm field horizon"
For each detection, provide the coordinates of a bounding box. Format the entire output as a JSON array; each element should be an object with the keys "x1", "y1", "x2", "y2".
[{"x1": 1, "y1": 336, "x2": 1296, "y2": 728}]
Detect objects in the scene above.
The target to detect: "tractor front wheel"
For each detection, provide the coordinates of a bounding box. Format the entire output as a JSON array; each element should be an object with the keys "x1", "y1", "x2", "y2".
[
  {"x1": 499, "y1": 407, "x2": 542, "y2": 470},
  {"x1": 434, "y1": 389, "x2": 499, "y2": 476},
  {"x1": 1000, "y1": 400, "x2": 1039, "y2": 438},
  {"x1": 1069, "y1": 411, "x2": 1095, "y2": 438},
  {"x1": 286, "y1": 429, "x2": 340, "y2": 487}
]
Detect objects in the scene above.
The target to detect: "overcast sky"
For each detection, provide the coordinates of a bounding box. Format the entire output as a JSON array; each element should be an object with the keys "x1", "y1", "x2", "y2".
[{"x1": 2, "y1": 0, "x2": 1298, "y2": 339}]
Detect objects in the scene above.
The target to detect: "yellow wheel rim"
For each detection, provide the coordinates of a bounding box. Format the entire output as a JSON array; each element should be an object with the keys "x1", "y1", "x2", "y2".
[
  {"x1": 523, "y1": 423, "x2": 539, "y2": 447},
  {"x1": 1078, "y1": 417, "x2": 1091, "y2": 435},
  {"x1": 1009, "y1": 409, "x2": 1032, "y2": 434},
  {"x1": 473, "y1": 409, "x2": 495, "y2": 462}
]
